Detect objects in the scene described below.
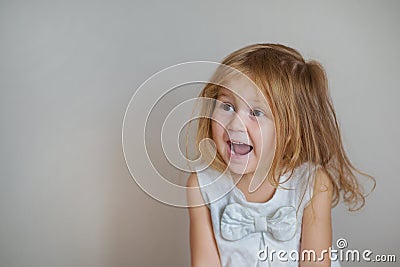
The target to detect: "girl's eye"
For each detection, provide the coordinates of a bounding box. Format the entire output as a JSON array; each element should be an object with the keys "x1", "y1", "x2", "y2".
[
  {"x1": 250, "y1": 109, "x2": 264, "y2": 117},
  {"x1": 221, "y1": 102, "x2": 234, "y2": 112}
]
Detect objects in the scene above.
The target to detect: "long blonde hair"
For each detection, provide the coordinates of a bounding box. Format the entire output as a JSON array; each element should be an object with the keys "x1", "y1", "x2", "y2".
[{"x1": 195, "y1": 43, "x2": 374, "y2": 211}]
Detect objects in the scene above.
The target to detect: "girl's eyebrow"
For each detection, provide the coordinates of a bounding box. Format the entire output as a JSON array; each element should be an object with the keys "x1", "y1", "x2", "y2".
[
  {"x1": 217, "y1": 92, "x2": 231, "y2": 98},
  {"x1": 217, "y1": 87, "x2": 232, "y2": 96},
  {"x1": 217, "y1": 89, "x2": 270, "y2": 110},
  {"x1": 218, "y1": 89, "x2": 263, "y2": 105}
]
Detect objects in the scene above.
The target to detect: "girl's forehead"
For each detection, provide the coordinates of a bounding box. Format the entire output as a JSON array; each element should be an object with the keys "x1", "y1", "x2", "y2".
[{"x1": 218, "y1": 75, "x2": 268, "y2": 105}]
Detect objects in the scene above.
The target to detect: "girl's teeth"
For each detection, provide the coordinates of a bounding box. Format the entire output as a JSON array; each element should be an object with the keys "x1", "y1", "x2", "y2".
[{"x1": 228, "y1": 141, "x2": 253, "y2": 155}]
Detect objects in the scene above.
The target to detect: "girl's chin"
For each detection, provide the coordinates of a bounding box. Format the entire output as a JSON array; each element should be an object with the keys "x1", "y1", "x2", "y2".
[
  {"x1": 226, "y1": 162, "x2": 254, "y2": 176},
  {"x1": 220, "y1": 153, "x2": 255, "y2": 175}
]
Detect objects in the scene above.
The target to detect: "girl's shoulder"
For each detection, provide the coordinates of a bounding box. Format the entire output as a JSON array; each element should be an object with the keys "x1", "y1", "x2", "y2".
[
  {"x1": 193, "y1": 164, "x2": 235, "y2": 208},
  {"x1": 281, "y1": 162, "x2": 333, "y2": 211},
  {"x1": 281, "y1": 162, "x2": 319, "y2": 187}
]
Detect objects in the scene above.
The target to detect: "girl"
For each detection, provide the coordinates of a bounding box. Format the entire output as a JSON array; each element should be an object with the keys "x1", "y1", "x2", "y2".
[{"x1": 186, "y1": 43, "x2": 373, "y2": 267}]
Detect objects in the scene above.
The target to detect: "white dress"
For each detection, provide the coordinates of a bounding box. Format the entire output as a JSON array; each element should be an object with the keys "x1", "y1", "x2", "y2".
[{"x1": 196, "y1": 162, "x2": 341, "y2": 267}]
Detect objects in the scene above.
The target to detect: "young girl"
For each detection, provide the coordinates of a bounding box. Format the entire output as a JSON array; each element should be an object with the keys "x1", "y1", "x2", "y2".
[{"x1": 186, "y1": 43, "x2": 373, "y2": 267}]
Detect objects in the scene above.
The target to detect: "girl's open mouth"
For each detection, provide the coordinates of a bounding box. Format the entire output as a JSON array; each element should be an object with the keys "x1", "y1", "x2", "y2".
[{"x1": 227, "y1": 140, "x2": 253, "y2": 156}]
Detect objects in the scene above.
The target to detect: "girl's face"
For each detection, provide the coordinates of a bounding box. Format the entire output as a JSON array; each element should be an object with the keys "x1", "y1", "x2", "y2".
[{"x1": 211, "y1": 75, "x2": 276, "y2": 178}]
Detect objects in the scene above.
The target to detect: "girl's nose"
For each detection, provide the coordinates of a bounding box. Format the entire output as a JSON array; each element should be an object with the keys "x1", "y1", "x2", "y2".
[{"x1": 226, "y1": 111, "x2": 247, "y2": 132}]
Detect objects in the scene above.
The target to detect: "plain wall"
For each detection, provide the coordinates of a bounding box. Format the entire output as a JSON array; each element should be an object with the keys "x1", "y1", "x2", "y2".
[{"x1": 0, "y1": 0, "x2": 399, "y2": 266}]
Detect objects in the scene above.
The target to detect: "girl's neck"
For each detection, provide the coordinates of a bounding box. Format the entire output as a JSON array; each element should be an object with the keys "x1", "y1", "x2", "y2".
[
  {"x1": 229, "y1": 171, "x2": 277, "y2": 203},
  {"x1": 230, "y1": 171, "x2": 270, "y2": 190}
]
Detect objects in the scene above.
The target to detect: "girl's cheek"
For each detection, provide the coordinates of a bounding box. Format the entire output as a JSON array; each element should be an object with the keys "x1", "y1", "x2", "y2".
[
  {"x1": 211, "y1": 120, "x2": 223, "y2": 138},
  {"x1": 211, "y1": 110, "x2": 221, "y2": 124},
  {"x1": 212, "y1": 112, "x2": 229, "y2": 129}
]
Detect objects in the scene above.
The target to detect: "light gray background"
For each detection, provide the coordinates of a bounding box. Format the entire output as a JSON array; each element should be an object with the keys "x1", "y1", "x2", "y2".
[{"x1": 1, "y1": 1, "x2": 399, "y2": 266}]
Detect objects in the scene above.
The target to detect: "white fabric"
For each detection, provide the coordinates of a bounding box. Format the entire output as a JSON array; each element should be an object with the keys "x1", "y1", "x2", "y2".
[{"x1": 196, "y1": 162, "x2": 341, "y2": 267}]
